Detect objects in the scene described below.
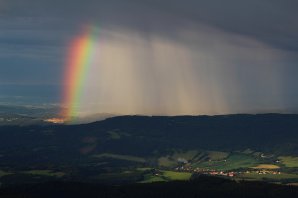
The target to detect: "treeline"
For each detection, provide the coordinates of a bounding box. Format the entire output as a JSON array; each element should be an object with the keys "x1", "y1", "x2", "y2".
[{"x1": 0, "y1": 175, "x2": 297, "y2": 198}]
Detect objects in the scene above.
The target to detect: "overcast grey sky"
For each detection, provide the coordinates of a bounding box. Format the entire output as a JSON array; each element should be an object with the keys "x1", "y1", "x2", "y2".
[{"x1": 0, "y1": 0, "x2": 298, "y2": 115}]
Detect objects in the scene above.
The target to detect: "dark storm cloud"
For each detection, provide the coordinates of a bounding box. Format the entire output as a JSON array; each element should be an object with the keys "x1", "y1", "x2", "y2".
[
  {"x1": 153, "y1": 0, "x2": 298, "y2": 52},
  {"x1": 1, "y1": 0, "x2": 298, "y2": 51},
  {"x1": 1, "y1": 0, "x2": 297, "y2": 70}
]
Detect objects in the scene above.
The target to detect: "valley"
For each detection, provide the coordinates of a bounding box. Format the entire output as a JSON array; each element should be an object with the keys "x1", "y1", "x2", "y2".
[{"x1": 0, "y1": 114, "x2": 298, "y2": 187}]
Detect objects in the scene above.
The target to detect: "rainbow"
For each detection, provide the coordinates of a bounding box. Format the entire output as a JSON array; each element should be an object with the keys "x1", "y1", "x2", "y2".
[{"x1": 61, "y1": 26, "x2": 99, "y2": 122}]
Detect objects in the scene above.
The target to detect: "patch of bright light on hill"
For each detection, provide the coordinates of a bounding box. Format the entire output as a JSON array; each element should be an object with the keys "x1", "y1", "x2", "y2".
[{"x1": 44, "y1": 118, "x2": 65, "y2": 124}]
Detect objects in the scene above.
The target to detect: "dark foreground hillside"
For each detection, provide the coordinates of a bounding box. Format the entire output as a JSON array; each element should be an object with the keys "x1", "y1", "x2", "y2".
[
  {"x1": 1, "y1": 114, "x2": 298, "y2": 186},
  {"x1": 0, "y1": 176, "x2": 297, "y2": 198}
]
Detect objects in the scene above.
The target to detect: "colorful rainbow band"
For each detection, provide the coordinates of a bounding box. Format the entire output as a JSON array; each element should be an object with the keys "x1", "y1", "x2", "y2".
[{"x1": 61, "y1": 26, "x2": 99, "y2": 122}]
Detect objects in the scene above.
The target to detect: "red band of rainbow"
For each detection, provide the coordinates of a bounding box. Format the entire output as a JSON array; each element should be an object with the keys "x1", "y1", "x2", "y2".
[{"x1": 61, "y1": 25, "x2": 99, "y2": 122}]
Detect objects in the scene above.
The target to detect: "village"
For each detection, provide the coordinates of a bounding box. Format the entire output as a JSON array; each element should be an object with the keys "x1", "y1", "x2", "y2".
[{"x1": 174, "y1": 164, "x2": 281, "y2": 178}]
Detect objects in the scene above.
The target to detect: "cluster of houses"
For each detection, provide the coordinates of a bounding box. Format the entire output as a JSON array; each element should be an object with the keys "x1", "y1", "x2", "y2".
[
  {"x1": 174, "y1": 164, "x2": 282, "y2": 178},
  {"x1": 245, "y1": 170, "x2": 281, "y2": 175},
  {"x1": 207, "y1": 171, "x2": 235, "y2": 177},
  {"x1": 168, "y1": 155, "x2": 283, "y2": 179},
  {"x1": 175, "y1": 166, "x2": 236, "y2": 177}
]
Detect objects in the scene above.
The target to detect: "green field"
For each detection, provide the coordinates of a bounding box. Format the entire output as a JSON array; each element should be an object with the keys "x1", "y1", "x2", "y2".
[
  {"x1": 142, "y1": 176, "x2": 167, "y2": 183},
  {"x1": 158, "y1": 150, "x2": 230, "y2": 168},
  {"x1": 279, "y1": 156, "x2": 298, "y2": 168},
  {"x1": 194, "y1": 154, "x2": 258, "y2": 171},
  {"x1": 207, "y1": 151, "x2": 229, "y2": 161},
  {"x1": 252, "y1": 164, "x2": 280, "y2": 169},
  {"x1": 141, "y1": 174, "x2": 167, "y2": 183},
  {"x1": 94, "y1": 169, "x2": 191, "y2": 183},
  {"x1": 141, "y1": 170, "x2": 192, "y2": 183},
  {"x1": 93, "y1": 153, "x2": 146, "y2": 163},
  {"x1": 239, "y1": 172, "x2": 298, "y2": 181},
  {"x1": 163, "y1": 171, "x2": 192, "y2": 180}
]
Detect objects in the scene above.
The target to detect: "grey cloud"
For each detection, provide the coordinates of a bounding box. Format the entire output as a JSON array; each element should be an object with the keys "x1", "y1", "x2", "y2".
[{"x1": 1, "y1": 0, "x2": 298, "y2": 52}]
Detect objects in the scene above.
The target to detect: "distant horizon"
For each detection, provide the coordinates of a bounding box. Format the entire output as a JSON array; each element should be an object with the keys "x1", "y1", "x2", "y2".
[
  {"x1": 1, "y1": 83, "x2": 298, "y2": 119},
  {"x1": 1, "y1": 0, "x2": 298, "y2": 121},
  {"x1": 2, "y1": 102, "x2": 298, "y2": 125}
]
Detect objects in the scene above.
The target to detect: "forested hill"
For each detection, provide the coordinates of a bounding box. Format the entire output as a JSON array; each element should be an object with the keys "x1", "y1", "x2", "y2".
[
  {"x1": 0, "y1": 114, "x2": 298, "y2": 159},
  {"x1": 84, "y1": 114, "x2": 298, "y2": 154}
]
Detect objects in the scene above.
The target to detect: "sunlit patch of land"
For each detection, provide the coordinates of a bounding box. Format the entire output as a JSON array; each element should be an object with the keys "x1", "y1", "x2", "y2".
[
  {"x1": 163, "y1": 171, "x2": 192, "y2": 181},
  {"x1": 239, "y1": 172, "x2": 298, "y2": 181},
  {"x1": 279, "y1": 156, "x2": 298, "y2": 168},
  {"x1": 44, "y1": 118, "x2": 65, "y2": 124},
  {"x1": 193, "y1": 153, "x2": 258, "y2": 171},
  {"x1": 157, "y1": 150, "x2": 259, "y2": 171},
  {"x1": 141, "y1": 174, "x2": 167, "y2": 183},
  {"x1": 251, "y1": 164, "x2": 280, "y2": 169}
]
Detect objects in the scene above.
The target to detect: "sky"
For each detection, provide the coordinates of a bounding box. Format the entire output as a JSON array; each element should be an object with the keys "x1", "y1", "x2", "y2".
[{"x1": 0, "y1": 0, "x2": 298, "y2": 117}]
